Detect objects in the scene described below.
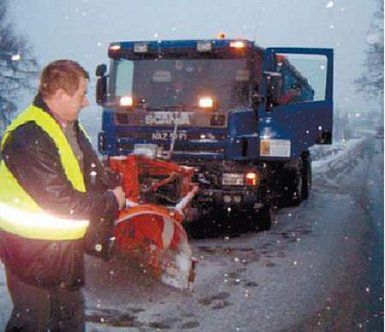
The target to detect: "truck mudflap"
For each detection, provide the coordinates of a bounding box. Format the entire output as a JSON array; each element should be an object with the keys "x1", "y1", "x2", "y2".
[{"x1": 108, "y1": 154, "x2": 198, "y2": 290}]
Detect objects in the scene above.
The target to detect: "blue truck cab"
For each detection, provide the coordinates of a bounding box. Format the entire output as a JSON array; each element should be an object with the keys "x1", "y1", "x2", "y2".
[{"x1": 96, "y1": 38, "x2": 333, "y2": 230}]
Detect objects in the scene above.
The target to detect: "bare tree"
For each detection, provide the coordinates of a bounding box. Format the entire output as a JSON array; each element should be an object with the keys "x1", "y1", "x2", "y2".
[
  {"x1": 355, "y1": 0, "x2": 384, "y2": 105},
  {"x1": 0, "y1": 0, "x2": 38, "y2": 132}
]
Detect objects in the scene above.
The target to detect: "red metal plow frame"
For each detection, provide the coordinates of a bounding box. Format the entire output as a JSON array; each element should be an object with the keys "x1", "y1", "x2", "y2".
[{"x1": 108, "y1": 155, "x2": 198, "y2": 290}]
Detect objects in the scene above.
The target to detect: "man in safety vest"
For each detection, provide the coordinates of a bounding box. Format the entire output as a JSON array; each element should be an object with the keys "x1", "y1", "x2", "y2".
[{"x1": 0, "y1": 60, "x2": 126, "y2": 331}]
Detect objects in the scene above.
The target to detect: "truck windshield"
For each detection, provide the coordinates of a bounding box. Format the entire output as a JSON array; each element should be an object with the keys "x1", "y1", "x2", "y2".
[{"x1": 110, "y1": 58, "x2": 250, "y2": 110}]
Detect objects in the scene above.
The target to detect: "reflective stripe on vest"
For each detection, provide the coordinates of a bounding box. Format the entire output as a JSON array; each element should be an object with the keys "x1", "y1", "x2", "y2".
[
  {"x1": 0, "y1": 201, "x2": 89, "y2": 241},
  {"x1": 0, "y1": 105, "x2": 89, "y2": 240}
]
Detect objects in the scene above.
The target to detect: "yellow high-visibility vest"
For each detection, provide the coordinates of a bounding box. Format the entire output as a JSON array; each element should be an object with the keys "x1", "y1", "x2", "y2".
[{"x1": 0, "y1": 105, "x2": 89, "y2": 240}]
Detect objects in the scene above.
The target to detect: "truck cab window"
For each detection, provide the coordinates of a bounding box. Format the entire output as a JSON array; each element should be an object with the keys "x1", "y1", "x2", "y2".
[
  {"x1": 111, "y1": 58, "x2": 251, "y2": 110},
  {"x1": 114, "y1": 60, "x2": 134, "y2": 99},
  {"x1": 275, "y1": 53, "x2": 326, "y2": 104}
]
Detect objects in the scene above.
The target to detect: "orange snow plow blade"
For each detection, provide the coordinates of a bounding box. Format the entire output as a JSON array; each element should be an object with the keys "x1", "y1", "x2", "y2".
[{"x1": 108, "y1": 154, "x2": 197, "y2": 290}]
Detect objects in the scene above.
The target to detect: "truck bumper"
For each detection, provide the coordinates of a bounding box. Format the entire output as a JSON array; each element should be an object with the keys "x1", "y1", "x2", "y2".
[{"x1": 193, "y1": 188, "x2": 262, "y2": 211}]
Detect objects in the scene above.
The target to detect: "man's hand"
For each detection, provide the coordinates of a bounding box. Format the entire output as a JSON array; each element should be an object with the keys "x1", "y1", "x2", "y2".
[{"x1": 110, "y1": 186, "x2": 126, "y2": 209}]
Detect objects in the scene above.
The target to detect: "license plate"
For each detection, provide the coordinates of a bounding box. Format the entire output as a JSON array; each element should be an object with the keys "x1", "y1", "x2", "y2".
[{"x1": 152, "y1": 131, "x2": 187, "y2": 141}]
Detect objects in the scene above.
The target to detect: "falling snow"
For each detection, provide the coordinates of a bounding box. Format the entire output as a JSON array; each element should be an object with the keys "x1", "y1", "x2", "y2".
[{"x1": 0, "y1": 0, "x2": 382, "y2": 329}]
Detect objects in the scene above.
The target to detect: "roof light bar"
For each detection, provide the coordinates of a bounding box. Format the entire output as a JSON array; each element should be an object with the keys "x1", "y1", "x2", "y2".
[
  {"x1": 197, "y1": 41, "x2": 212, "y2": 52},
  {"x1": 134, "y1": 42, "x2": 149, "y2": 53},
  {"x1": 230, "y1": 40, "x2": 245, "y2": 49},
  {"x1": 109, "y1": 44, "x2": 121, "y2": 51}
]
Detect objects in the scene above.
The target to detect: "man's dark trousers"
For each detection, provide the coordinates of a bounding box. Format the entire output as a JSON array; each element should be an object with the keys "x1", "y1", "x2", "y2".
[{"x1": 5, "y1": 268, "x2": 85, "y2": 332}]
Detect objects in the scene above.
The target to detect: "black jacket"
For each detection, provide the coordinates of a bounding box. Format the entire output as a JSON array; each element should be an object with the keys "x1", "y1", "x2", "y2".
[{"x1": 0, "y1": 95, "x2": 119, "y2": 291}]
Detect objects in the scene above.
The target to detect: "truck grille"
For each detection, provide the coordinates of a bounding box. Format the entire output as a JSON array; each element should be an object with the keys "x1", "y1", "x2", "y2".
[{"x1": 115, "y1": 131, "x2": 226, "y2": 155}]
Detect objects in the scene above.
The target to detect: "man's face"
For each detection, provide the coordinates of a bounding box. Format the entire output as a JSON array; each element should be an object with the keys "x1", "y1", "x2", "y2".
[{"x1": 56, "y1": 77, "x2": 89, "y2": 123}]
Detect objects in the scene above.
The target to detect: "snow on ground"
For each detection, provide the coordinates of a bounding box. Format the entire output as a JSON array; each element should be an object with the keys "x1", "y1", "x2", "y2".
[
  {"x1": 0, "y1": 134, "x2": 379, "y2": 330},
  {"x1": 311, "y1": 138, "x2": 369, "y2": 169},
  {"x1": 84, "y1": 134, "x2": 380, "y2": 331}
]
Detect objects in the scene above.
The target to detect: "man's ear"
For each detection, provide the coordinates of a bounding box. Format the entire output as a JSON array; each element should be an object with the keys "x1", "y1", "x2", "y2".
[
  {"x1": 45, "y1": 89, "x2": 64, "y2": 105},
  {"x1": 55, "y1": 88, "x2": 66, "y2": 99},
  {"x1": 54, "y1": 88, "x2": 68, "y2": 99}
]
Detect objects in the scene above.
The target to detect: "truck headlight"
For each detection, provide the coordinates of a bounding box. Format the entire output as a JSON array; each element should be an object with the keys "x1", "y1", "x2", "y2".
[
  {"x1": 198, "y1": 96, "x2": 214, "y2": 109},
  {"x1": 119, "y1": 96, "x2": 133, "y2": 107}
]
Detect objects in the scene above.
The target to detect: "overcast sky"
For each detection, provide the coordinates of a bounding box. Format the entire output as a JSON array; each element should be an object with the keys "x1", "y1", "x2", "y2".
[{"x1": 9, "y1": 0, "x2": 378, "y2": 114}]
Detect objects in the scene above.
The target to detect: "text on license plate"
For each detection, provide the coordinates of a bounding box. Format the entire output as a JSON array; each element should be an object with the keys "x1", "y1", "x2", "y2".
[{"x1": 151, "y1": 131, "x2": 187, "y2": 141}]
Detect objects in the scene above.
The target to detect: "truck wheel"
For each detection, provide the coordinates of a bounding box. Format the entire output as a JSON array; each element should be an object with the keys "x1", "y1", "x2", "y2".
[
  {"x1": 291, "y1": 168, "x2": 302, "y2": 206},
  {"x1": 257, "y1": 206, "x2": 272, "y2": 231},
  {"x1": 301, "y1": 154, "x2": 312, "y2": 200},
  {"x1": 279, "y1": 165, "x2": 302, "y2": 207}
]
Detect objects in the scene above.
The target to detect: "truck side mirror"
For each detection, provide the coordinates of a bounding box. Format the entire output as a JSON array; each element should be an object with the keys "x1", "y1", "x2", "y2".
[
  {"x1": 263, "y1": 71, "x2": 283, "y2": 107},
  {"x1": 96, "y1": 64, "x2": 107, "y2": 105},
  {"x1": 96, "y1": 63, "x2": 107, "y2": 77}
]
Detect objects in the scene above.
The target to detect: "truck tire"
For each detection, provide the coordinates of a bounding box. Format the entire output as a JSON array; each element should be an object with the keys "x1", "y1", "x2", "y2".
[
  {"x1": 279, "y1": 164, "x2": 302, "y2": 207},
  {"x1": 301, "y1": 154, "x2": 312, "y2": 200},
  {"x1": 290, "y1": 168, "x2": 302, "y2": 206},
  {"x1": 257, "y1": 206, "x2": 272, "y2": 231}
]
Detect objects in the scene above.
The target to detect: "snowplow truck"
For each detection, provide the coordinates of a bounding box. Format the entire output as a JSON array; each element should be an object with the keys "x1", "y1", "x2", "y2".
[{"x1": 96, "y1": 38, "x2": 333, "y2": 231}]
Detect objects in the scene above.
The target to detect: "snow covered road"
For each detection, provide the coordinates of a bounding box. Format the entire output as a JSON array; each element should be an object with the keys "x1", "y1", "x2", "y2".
[{"x1": 0, "y1": 136, "x2": 383, "y2": 331}]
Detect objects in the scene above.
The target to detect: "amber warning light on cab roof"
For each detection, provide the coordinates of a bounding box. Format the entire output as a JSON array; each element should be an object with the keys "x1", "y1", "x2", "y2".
[
  {"x1": 109, "y1": 44, "x2": 121, "y2": 51},
  {"x1": 229, "y1": 40, "x2": 246, "y2": 49}
]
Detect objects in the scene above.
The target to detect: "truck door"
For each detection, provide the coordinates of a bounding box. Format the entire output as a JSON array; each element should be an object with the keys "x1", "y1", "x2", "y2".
[{"x1": 258, "y1": 48, "x2": 333, "y2": 159}]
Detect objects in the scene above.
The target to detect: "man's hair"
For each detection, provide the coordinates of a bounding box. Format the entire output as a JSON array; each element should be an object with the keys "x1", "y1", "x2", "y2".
[{"x1": 38, "y1": 59, "x2": 89, "y2": 98}]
